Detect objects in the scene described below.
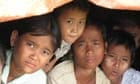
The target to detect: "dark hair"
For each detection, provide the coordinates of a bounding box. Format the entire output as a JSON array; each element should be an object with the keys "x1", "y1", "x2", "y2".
[
  {"x1": 86, "y1": 14, "x2": 107, "y2": 42},
  {"x1": 53, "y1": 0, "x2": 89, "y2": 18},
  {"x1": 113, "y1": 17, "x2": 139, "y2": 30},
  {"x1": 0, "y1": 41, "x2": 5, "y2": 65},
  {"x1": 52, "y1": 0, "x2": 90, "y2": 47},
  {"x1": 13, "y1": 14, "x2": 58, "y2": 52},
  {"x1": 132, "y1": 47, "x2": 140, "y2": 70},
  {"x1": 107, "y1": 30, "x2": 136, "y2": 65}
]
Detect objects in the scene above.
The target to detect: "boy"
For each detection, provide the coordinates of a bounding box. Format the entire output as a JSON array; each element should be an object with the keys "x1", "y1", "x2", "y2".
[{"x1": 102, "y1": 30, "x2": 140, "y2": 84}]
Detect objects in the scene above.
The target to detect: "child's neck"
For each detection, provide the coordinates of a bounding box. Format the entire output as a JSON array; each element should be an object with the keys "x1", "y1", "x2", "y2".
[
  {"x1": 61, "y1": 40, "x2": 72, "y2": 45},
  {"x1": 111, "y1": 77, "x2": 122, "y2": 84},
  {"x1": 8, "y1": 61, "x2": 24, "y2": 82},
  {"x1": 74, "y1": 65, "x2": 96, "y2": 84}
]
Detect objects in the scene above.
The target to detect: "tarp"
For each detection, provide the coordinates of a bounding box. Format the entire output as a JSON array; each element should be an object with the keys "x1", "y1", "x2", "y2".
[
  {"x1": 0, "y1": 0, "x2": 72, "y2": 22},
  {"x1": 0, "y1": 0, "x2": 140, "y2": 22}
]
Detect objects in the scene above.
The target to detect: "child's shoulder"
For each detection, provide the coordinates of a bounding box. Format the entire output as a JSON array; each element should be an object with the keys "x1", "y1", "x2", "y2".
[
  {"x1": 48, "y1": 60, "x2": 74, "y2": 79},
  {"x1": 122, "y1": 68, "x2": 140, "y2": 84},
  {"x1": 96, "y1": 67, "x2": 110, "y2": 84}
]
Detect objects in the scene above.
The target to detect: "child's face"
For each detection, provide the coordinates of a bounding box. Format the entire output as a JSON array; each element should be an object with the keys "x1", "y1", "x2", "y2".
[
  {"x1": 58, "y1": 8, "x2": 87, "y2": 44},
  {"x1": 73, "y1": 26, "x2": 105, "y2": 70},
  {"x1": 11, "y1": 33, "x2": 54, "y2": 73},
  {"x1": 102, "y1": 44, "x2": 131, "y2": 81}
]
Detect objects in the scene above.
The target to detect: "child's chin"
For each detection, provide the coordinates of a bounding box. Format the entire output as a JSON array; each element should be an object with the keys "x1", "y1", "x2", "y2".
[{"x1": 24, "y1": 68, "x2": 38, "y2": 74}]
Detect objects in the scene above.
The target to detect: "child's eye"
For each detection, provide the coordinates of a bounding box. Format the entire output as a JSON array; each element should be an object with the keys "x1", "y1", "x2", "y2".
[
  {"x1": 92, "y1": 41, "x2": 100, "y2": 47},
  {"x1": 108, "y1": 54, "x2": 115, "y2": 58},
  {"x1": 77, "y1": 41, "x2": 85, "y2": 48},
  {"x1": 93, "y1": 42, "x2": 99, "y2": 45},
  {"x1": 79, "y1": 20, "x2": 85, "y2": 25},
  {"x1": 42, "y1": 49, "x2": 52, "y2": 57},
  {"x1": 121, "y1": 57, "x2": 129, "y2": 62},
  {"x1": 78, "y1": 43, "x2": 84, "y2": 47},
  {"x1": 26, "y1": 41, "x2": 34, "y2": 48},
  {"x1": 66, "y1": 20, "x2": 73, "y2": 24}
]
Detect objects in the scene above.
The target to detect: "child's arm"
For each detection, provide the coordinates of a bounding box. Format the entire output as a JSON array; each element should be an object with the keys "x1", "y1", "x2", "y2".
[{"x1": 43, "y1": 57, "x2": 57, "y2": 73}]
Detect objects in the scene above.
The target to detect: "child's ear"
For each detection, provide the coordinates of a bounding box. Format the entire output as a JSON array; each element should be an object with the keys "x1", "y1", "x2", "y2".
[
  {"x1": 10, "y1": 30, "x2": 19, "y2": 47},
  {"x1": 104, "y1": 42, "x2": 108, "y2": 55}
]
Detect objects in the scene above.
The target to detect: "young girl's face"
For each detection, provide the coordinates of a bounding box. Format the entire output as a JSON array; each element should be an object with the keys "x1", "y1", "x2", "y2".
[
  {"x1": 58, "y1": 8, "x2": 87, "y2": 44},
  {"x1": 11, "y1": 32, "x2": 54, "y2": 73},
  {"x1": 102, "y1": 44, "x2": 131, "y2": 82},
  {"x1": 73, "y1": 26, "x2": 105, "y2": 70}
]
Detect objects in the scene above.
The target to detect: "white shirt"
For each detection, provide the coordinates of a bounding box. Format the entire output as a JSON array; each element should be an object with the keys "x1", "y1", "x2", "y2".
[
  {"x1": 55, "y1": 40, "x2": 71, "y2": 60},
  {"x1": 48, "y1": 60, "x2": 110, "y2": 84},
  {"x1": 1, "y1": 50, "x2": 47, "y2": 84},
  {"x1": 121, "y1": 68, "x2": 140, "y2": 84}
]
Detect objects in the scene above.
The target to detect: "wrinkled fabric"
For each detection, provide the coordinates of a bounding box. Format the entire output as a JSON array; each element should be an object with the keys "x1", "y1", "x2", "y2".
[
  {"x1": 55, "y1": 40, "x2": 71, "y2": 60},
  {"x1": 121, "y1": 68, "x2": 140, "y2": 84},
  {"x1": 0, "y1": 0, "x2": 72, "y2": 22},
  {"x1": 89, "y1": 0, "x2": 140, "y2": 10},
  {"x1": 1, "y1": 0, "x2": 140, "y2": 22},
  {"x1": 1, "y1": 50, "x2": 47, "y2": 84},
  {"x1": 48, "y1": 60, "x2": 110, "y2": 84}
]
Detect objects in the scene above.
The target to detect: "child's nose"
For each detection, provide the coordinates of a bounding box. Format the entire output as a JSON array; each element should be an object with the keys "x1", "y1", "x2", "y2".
[
  {"x1": 71, "y1": 24, "x2": 78, "y2": 35},
  {"x1": 113, "y1": 59, "x2": 120, "y2": 68},
  {"x1": 86, "y1": 44, "x2": 93, "y2": 54},
  {"x1": 30, "y1": 50, "x2": 39, "y2": 61}
]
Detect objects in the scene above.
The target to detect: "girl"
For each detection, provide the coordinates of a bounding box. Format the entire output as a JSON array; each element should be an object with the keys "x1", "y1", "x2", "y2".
[
  {"x1": 1, "y1": 14, "x2": 57, "y2": 84},
  {"x1": 43, "y1": 0, "x2": 90, "y2": 72}
]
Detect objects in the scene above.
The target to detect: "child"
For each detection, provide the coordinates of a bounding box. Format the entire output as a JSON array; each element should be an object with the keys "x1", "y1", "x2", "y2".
[
  {"x1": 48, "y1": 18, "x2": 110, "y2": 84},
  {"x1": 52, "y1": 0, "x2": 89, "y2": 59},
  {"x1": 112, "y1": 17, "x2": 140, "y2": 71},
  {"x1": 1, "y1": 14, "x2": 58, "y2": 84},
  {"x1": 43, "y1": 0, "x2": 90, "y2": 72},
  {"x1": 102, "y1": 30, "x2": 140, "y2": 84}
]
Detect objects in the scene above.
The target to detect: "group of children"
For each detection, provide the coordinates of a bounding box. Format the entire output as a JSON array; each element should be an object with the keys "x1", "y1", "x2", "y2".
[{"x1": 0, "y1": 0, "x2": 140, "y2": 84}]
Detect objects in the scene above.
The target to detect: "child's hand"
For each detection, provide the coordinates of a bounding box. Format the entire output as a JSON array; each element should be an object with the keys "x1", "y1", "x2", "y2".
[{"x1": 43, "y1": 57, "x2": 57, "y2": 73}]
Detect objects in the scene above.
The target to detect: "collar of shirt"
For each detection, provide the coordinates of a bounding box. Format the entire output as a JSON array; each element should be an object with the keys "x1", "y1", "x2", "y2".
[
  {"x1": 1, "y1": 50, "x2": 12, "y2": 84},
  {"x1": 55, "y1": 40, "x2": 71, "y2": 60}
]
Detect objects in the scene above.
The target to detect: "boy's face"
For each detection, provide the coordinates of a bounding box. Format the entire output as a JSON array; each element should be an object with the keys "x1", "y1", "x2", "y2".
[
  {"x1": 102, "y1": 44, "x2": 131, "y2": 82},
  {"x1": 58, "y1": 8, "x2": 87, "y2": 44},
  {"x1": 73, "y1": 26, "x2": 105, "y2": 70},
  {"x1": 12, "y1": 33, "x2": 54, "y2": 73}
]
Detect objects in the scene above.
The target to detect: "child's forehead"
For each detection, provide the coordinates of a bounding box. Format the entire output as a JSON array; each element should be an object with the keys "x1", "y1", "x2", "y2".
[
  {"x1": 61, "y1": 8, "x2": 88, "y2": 15},
  {"x1": 86, "y1": 25, "x2": 102, "y2": 34},
  {"x1": 77, "y1": 28, "x2": 104, "y2": 41},
  {"x1": 59, "y1": 9, "x2": 87, "y2": 20},
  {"x1": 108, "y1": 44, "x2": 131, "y2": 54},
  {"x1": 20, "y1": 34, "x2": 54, "y2": 47},
  {"x1": 109, "y1": 44, "x2": 131, "y2": 51},
  {"x1": 19, "y1": 33, "x2": 52, "y2": 41}
]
